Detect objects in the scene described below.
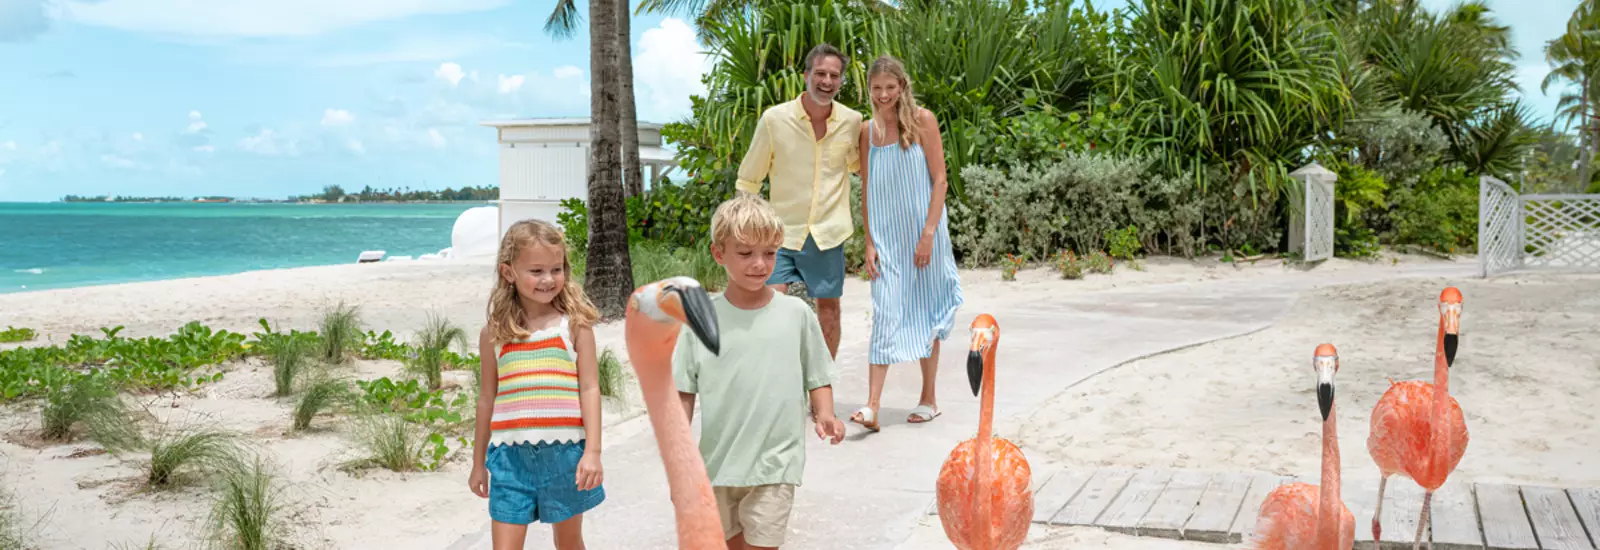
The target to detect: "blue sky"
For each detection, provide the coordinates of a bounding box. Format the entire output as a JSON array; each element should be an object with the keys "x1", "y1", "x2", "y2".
[{"x1": 0, "y1": 0, "x2": 1581, "y2": 202}]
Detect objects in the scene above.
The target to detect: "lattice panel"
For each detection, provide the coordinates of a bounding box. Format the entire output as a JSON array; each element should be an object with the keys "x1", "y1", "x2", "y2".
[
  {"x1": 1478, "y1": 177, "x2": 1522, "y2": 277},
  {"x1": 1521, "y1": 195, "x2": 1600, "y2": 269},
  {"x1": 1304, "y1": 180, "x2": 1335, "y2": 262}
]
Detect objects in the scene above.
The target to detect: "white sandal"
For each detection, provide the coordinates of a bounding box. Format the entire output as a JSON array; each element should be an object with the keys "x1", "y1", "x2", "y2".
[
  {"x1": 908, "y1": 404, "x2": 941, "y2": 424},
  {"x1": 850, "y1": 406, "x2": 880, "y2": 432}
]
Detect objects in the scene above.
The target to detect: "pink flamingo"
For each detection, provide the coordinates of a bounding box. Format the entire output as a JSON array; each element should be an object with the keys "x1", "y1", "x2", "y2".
[
  {"x1": 936, "y1": 314, "x2": 1032, "y2": 550},
  {"x1": 1367, "y1": 287, "x2": 1467, "y2": 550},
  {"x1": 1253, "y1": 343, "x2": 1356, "y2": 550},
  {"x1": 624, "y1": 277, "x2": 725, "y2": 549}
]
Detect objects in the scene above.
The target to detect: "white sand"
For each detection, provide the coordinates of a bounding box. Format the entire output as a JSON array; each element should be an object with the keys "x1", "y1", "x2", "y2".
[
  {"x1": 1, "y1": 250, "x2": 1564, "y2": 550},
  {"x1": 1013, "y1": 273, "x2": 1600, "y2": 488}
]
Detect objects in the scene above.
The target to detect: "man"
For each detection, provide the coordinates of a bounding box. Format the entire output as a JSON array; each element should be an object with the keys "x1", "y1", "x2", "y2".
[{"x1": 734, "y1": 43, "x2": 861, "y2": 360}]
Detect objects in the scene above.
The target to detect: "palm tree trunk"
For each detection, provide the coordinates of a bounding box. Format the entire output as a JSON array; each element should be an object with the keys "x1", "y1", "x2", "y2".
[
  {"x1": 618, "y1": 0, "x2": 645, "y2": 198},
  {"x1": 587, "y1": 0, "x2": 635, "y2": 320},
  {"x1": 1581, "y1": 73, "x2": 1594, "y2": 190}
]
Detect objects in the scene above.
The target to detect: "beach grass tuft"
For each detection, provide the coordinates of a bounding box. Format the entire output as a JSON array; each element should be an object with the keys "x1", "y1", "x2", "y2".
[
  {"x1": 0, "y1": 487, "x2": 25, "y2": 550},
  {"x1": 317, "y1": 302, "x2": 364, "y2": 364},
  {"x1": 405, "y1": 313, "x2": 468, "y2": 391},
  {"x1": 206, "y1": 456, "x2": 285, "y2": 550},
  {"x1": 268, "y1": 337, "x2": 314, "y2": 398},
  {"x1": 146, "y1": 428, "x2": 245, "y2": 488},
  {"x1": 40, "y1": 373, "x2": 144, "y2": 452},
  {"x1": 292, "y1": 377, "x2": 349, "y2": 431},
  {"x1": 347, "y1": 414, "x2": 427, "y2": 472},
  {"x1": 598, "y1": 346, "x2": 625, "y2": 398},
  {"x1": 110, "y1": 536, "x2": 163, "y2": 550}
]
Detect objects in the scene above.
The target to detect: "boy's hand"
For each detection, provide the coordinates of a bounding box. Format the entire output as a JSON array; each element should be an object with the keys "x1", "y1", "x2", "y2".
[
  {"x1": 576, "y1": 451, "x2": 604, "y2": 491},
  {"x1": 815, "y1": 414, "x2": 846, "y2": 444},
  {"x1": 468, "y1": 466, "x2": 489, "y2": 498}
]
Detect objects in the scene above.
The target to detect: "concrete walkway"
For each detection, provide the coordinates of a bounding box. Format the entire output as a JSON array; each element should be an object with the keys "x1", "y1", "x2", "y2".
[{"x1": 447, "y1": 261, "x2": 1479, "y2": 549}]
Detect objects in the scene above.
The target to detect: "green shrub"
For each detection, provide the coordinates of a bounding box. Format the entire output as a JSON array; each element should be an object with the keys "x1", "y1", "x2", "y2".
[
  {"x1": 1000, "y1": 254, "x2": 1026, "y2": 281},
  {"x1": 207, "y1": 457, "x2": 285, "y2": 550},
  {"x1": 1386, "y1": 168, "x2": 1480, "y2": 255},
  {"x1": 40, "y1": 373, "x2": 143, "y2": 452},
  {"x1": 1054, "y1": 250, "x2": 1085, "y2": 280},
  {"x1": 0, "y1": 326, "x2": 36, "y2": 343},
  {"x1": 1084, "y1": 250, "x2": 1114, "y2": 274}
]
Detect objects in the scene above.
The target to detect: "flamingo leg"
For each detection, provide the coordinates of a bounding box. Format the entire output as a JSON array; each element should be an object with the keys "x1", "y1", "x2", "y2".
[
  {"x1": 1371, "y1": 474, "x2": 1388, "y2": 550},
  {"x1": 1412, "y1": 491, "x2": 1433, "y2": 550}
]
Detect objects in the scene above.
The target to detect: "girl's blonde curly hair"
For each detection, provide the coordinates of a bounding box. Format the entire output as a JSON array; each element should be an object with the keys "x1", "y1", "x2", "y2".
[{"x1": 485, "y1": 219, "x2": 599, "y2": 345}]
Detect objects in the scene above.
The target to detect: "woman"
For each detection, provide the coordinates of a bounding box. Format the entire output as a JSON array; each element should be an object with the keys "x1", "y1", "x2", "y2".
[{"x1": 848, "y1": 55, "x2": 963, "y2": 431}]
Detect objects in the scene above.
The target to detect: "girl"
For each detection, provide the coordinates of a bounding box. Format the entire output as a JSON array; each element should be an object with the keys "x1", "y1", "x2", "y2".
[
  {"x1": 469, "y1": 219, "x2": 605, "y2": 550},
  {"x1": 849, "y1": 54, "x2": 964, "y2": 432}
]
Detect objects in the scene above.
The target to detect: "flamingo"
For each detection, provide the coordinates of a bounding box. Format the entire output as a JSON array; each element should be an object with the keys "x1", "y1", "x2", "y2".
[
  {"x1": 1253, "y1": 343, "x2": 1356, "y2": 550},
  {"x1": 1366, "y1": 287, "x2": 1467, "y2": 550},
  {"x1": 623, "y1": 276, "x2": 726, "y2": 549},
  {"x1": 936, "y1": 314, "x2": 1032, "y2": 550}
]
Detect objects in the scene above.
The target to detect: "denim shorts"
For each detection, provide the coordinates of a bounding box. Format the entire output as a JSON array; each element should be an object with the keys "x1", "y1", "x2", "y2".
[
  {"x1": 767, "y1": 234, "x2": 846, "y2": 299},
  {"x1": 486, "y1": 440, "x2": 605, "y2": 525}
]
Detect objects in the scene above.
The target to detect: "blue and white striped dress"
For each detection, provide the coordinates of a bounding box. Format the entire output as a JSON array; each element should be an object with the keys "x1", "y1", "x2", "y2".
[{"x1": 866, "y1": 118, "x2": 963, "y2": 365}]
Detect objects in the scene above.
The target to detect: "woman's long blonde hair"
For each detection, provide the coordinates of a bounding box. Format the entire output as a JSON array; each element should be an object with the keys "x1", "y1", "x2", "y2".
[
  {"x1": 867, "y1": 55, "x2": 926, "y2": 150},
  {"x1": 486, "y1": 219, "x2": 600, "y2": 345}
]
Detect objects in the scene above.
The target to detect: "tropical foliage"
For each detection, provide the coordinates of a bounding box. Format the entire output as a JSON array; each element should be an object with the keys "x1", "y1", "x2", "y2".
[{"x1": 607, "y1": 0, "x2": 1594, "y2": 268}]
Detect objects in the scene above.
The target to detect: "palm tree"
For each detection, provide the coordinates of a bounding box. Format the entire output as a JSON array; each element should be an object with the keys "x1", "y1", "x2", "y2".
[
  {"x1": 547, "y1": 0, "x2": 637, "y2": 318},
  {"x1": 548, "y1": 0, "x2": 645, "y2": 199},
  {"x1": 1543, "y1": 0, "x2": 1600, "y2": 186}
]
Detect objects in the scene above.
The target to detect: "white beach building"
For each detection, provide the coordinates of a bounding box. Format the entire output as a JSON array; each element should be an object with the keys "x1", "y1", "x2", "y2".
[{"x1": 479, "y1": 118, "x2": 679, "y2": 239}]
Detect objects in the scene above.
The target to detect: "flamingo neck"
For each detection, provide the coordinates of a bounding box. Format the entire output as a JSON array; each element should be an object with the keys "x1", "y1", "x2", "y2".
[
  {"x1": 974, "y1": 346, "x2": 997, "y2": 549},
  {"x1": 625, "y1": 313, "x2": 724, "y2": 548},
  {"x1": 1428, "y1": 316, "x2": 1452, "y2": 475},
  {"x1": 1316, "y1": 402, "x2": 1342, "y2": 550}
]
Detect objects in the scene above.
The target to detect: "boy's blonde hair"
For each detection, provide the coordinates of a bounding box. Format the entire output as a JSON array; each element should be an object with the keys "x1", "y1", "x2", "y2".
[
  {"x1": 711, "y1": 194, "x2": 785, "y2": 248},
  {"x1": 486, "y1": 219, "x2": 601, "y2": 345}
]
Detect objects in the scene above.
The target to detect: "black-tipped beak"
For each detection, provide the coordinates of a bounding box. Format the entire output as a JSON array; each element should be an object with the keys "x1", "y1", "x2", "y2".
[
  {"x1": 967, "y1": 351, "x2": 983, "y2": 397},
  {"x1": 1317, "y1": 382, "x2": 1333, "y2": 421},
  {"x1": 1443, "y1": 333, "x2": 1458, "y2": 368},
  {"x1": 673, "y1": 286, "x2": 720, "y2": 356}
]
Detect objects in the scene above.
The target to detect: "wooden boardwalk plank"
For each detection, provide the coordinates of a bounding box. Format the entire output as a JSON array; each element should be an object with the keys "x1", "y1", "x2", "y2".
[
  {"x1": 1377, "y1": 478, "x2": 1429, "y2": 549},
  {"x1": 1429, "y1": 478, "x2": 1485, "y2": 550},
  {"x1": 1229, "y1": 474, "x2": 1296, "y2": 544},
  {"x1": 1050, "y1": 468, "x2": 1136, "y2": 527},
  {"x1": 1568, "y1": 488, "x2": 1600, "y2": 549},
  {"x1": 1183, "y1": 472, "x2": 1254, "y2": 543},
  {"x1": 1521, "y1": 486, "x2": 1591, "y2": 550},
  {"x1": 1476, "y1": 483, "x2": 1539, "y2": 550},
  {"x1": 1098, "y1": 469, "x2": 1175, "y2": 534},
  {"x1": 1138, "y1": 470, "x2": 1213, "y2": 539},
  {"x1": 1032, "y1": 469, "x2": 1094, "y2": 524}
]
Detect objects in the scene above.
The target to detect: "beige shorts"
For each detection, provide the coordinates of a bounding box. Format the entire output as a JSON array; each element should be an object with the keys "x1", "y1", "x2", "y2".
[{"x1": 713, "y1": 484, "x2": 795, "y2": 547}]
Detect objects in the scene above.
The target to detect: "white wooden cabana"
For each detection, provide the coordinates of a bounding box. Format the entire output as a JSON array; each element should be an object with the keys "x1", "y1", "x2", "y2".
[{"x1": 480, "y1": 118, "x2": 678, "y2": 238}]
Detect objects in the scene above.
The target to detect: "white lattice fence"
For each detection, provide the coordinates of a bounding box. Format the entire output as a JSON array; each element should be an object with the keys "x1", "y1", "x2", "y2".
[
  {"x1": 1478, "y1": 176, "x2": 1522, "y2": 277},
  {"x1": 1521, "y1": 194, "x2": 1600, "y2": 270},
  {"x1": 1288, "y1": 162, "x2": 1336, "y2": 263},
  {"x1": 1478, "y1": 176, "x2": 1600, "y2": 277}
]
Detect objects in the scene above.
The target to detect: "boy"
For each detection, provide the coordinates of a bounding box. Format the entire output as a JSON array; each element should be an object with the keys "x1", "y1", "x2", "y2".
[{"x1": 674, "y1": 194, "x2": 848, "y2": 550}]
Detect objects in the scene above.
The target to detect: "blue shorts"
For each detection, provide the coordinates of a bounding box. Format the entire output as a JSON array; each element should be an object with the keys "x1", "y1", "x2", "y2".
[
  {"x1": 486, "y1": 440, "x2": 604, "y2": 525},
  {"x1": 767, "y1": 234, "x2": 845, "y2": 299}
]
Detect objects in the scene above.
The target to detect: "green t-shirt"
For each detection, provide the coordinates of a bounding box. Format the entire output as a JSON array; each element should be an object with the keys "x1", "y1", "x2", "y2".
[{"x1": 672, "y1": 292, "x2": 839, "y2": 487}]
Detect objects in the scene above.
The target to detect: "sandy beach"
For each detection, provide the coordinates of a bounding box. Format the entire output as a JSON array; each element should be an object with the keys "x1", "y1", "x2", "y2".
[{"x1": 2, "y1": 250, "x2": 1592, "y2": 549}]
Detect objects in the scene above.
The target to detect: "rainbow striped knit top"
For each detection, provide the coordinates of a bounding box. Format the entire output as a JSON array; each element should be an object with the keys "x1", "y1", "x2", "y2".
[{"x1": 488, "y1": 316, "x2": 587, "y2": 446}]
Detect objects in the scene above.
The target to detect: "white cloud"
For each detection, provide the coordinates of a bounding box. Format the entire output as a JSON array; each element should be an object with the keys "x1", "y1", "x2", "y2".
[
  {"x1": 497, "y1": 74, "x2": 525, "y2": 94},
  {"x1": 428, "y1": 128, "x2": 446, "y2": 149},
  {"x1": 633, "y1": 18, "x2": 711, "y2": 123},
  {"x1": 101, "y1": 154, "x2": 139, "y2": 169},
  {"x1": 554, "y1": 65, "x2": 581, "y2": 79},
  {"x1": 239, "y1": 129, "x2": 298, "y2": 156},
  {"x1": 1, "y1": 140, "x2": 15, "y2": 150},
  {"x1": 321, "y1": 108, "x2": 355, "y2": 126},
  {"x1": 131, "y1": 132, "x2": 144, "y2": 141},
  {"x1": 347, "y1": 140, "x2": 366, "y2": 155},
  {"x1": 62, "y1": 0, "x2": 511, "y2": 37},
  {"x1": 435, "y1": 62, "x2": 465, "y2": 86},
  {"x1": 186, "y1": 111, "x2": 207, "y2": 133}
]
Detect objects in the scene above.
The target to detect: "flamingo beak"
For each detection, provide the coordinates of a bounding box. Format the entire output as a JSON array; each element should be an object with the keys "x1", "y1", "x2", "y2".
[
  {"x1": 1316, "y1": 360, "x2": 1335, "y2": 421},
  {"x1": 668, "y1": 285, "x2": 720, "y2": 356},
  {"x1": 1442, "y1": 305, "x2": 1461, "y2": 368},
  {"x1": 967, "y1": 332, "x2": 988, "y2": 397}
]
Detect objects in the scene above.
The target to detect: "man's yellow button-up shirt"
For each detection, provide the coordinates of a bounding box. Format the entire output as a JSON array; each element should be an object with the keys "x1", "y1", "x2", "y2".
[{"x1": 735, "y1": 95, "x2": 862, "y2": 252}]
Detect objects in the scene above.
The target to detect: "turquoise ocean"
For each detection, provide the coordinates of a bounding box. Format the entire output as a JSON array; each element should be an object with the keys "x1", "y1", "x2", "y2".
[{"x1": 1, "y1": 202, "x2": 486, "y2": 294}]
